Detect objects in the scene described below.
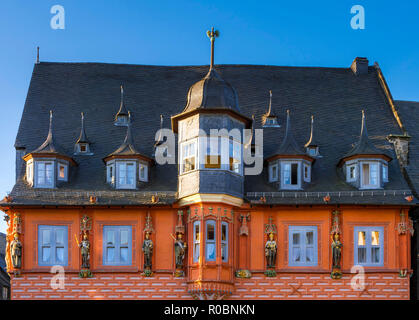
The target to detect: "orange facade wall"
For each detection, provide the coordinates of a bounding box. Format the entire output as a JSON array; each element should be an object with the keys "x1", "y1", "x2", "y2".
[{"x1": 5, "y1": 204, "x2": 412, "y2": 300}]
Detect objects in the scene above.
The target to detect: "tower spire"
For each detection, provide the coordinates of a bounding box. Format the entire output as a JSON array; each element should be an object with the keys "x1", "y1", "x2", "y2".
[
  {"x1": 206, "y1": 27, "x2": 219, "y2": 70},
  {"x1": 36, "y1": 46, "x2": 40, "y2": 64}
]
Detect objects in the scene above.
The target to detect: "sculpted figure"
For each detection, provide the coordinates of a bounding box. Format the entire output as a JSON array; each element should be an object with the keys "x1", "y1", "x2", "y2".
[
  {"x1": 174, "y1": 233, "x2": 187, "y2": 269},
  {"x1": 142, "y1": 232, "x2": 153, "y2": 270},
  {"x1": 265, "y1": 232, "x2": 277, "y2": 268},
  {"x1": 79, "y1": 233, "x2": 90, "y2": 269},
  {"x1": 331, "y1": 233, "x2": 343, "y2": 269},
  {"x1": 10, "y1": 233, "x2": 22, "y2": 269}
]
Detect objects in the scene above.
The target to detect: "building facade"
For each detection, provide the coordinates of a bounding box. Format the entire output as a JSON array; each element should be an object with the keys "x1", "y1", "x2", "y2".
[{"x1": 0, "y1": 30, "x2": 417, "y2": 300}]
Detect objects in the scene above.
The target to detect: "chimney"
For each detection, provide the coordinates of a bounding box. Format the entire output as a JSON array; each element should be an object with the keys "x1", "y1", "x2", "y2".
[
  {"x1": 387, "y1": 134, "x2": 411, "y2": 167},
  {"x1": 351, "y1": 57, "x2": 369, "y2": 75}
]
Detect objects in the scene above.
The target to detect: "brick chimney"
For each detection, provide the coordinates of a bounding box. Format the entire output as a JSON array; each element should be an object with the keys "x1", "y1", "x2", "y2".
[{"x1": 351, "y1": 57, "x2": 369, "y2": 75}]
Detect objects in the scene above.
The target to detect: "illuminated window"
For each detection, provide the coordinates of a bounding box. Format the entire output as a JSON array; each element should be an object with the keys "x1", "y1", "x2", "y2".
[
  {"x1": 57, "y1": 163, "x2": 68, "y2": 181},
  {"x1": 181, "y1": 140, "x2": 196, "y2": 173},
  {"x1": 193, "y1": 221, "x2": 200, "y2": 263},
  {"x1": 205, "y1": 220, "x2": 216, "y2": 261},
  {"x1": 103, "y1": 226, "x2": 132, "y2": 266},
  {"x1": 205, "y1": 137, "x2": 221, "y2": 169},
  {"x1": 354, "y1": 227, "x2": 384, "y2": 266},
  {"x1": 288, "y1": 226, "x2": 318, "y2": 267},
  {"x1": 38, "y1": 225, "x2": 68, "y2": 266},
  {"x1": 361, "y1": 162, "x2": 379, "y2": 188}
]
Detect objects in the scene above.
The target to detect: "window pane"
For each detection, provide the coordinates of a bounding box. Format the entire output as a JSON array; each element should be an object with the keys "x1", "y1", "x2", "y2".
[
  {"x1": 222, "y1": 224, "x2": 227, "y2": 241},
  {"x1": 370, "y1": 163, "x2": 378, "y2": 185},
  {"x1": 358, "y1": 247, "x2": 366, "y2": 263},
  {"x1": 306, "y1": 231, "x2": 313, "y2": 245},
  {"x1": 371, "y1": 231, "x2": 380, "y2": 246},
  {"x1": 350, "y1": 166, "x2": 356, "y2": 179},
  {"x1": 42, "y1": 247, "x2": 51, "y2": 262},
  {"x1": 120, "y1": 247, "x2": 128, "y2": 262},
  {"x1": 221, "y1": 243, "x2": 227, "y2": 261},
  {"x1": 358, "y1": 231, "x2": 366, "y2": 246},
  {"x1": 195, "y1": 224, "x2": 200, "y2": 241},
  {"x1": 362, "y1": 163, "x2": 370, "y2": 185},
  {"x1": 292, "y1": 232, "x2": 300, "y2": 245},
  {"x1": 207, "y1": 223, "x2": 215, "y2": 240},
  {"x1": 371, "y1": 247, "x2": 380, "y2": 263},
  {"x1": 38, "y1": 163, "x2": 45, "y2": 184},
  {"x1": 206, "y1": 243, "x2": 215, "y2": 260},
  {"x1": 42, "y1": 229, "x2": 51, "y2": 245},
  {"x1": 45, "y1": 163, "x2": 53, "y2": 184},
  {"x1": 55, "y1": 229, "x2": 65, "y2": 245},
  {"x1": 119, "y1": 163, "x2": 126, "y2": 184},
  {"x1": 306, "y1": 247, "x2": 314, "y2": 262},
  {"x1": 291, "y1": 164, "x2": 298, "y2": 185},
  {"x1": 59, "y1": 165, "x2": 65, "y2": 178},
  {"x1": 107, "y1": 247, "x2": 115, "y2": 262},
  {"x1": 56, "y1": 247, "x2": 64, "y2": 263},
  {"x1": 194, "y1": 244, "x2": 200, "y2": 261},
  {"x1": 126, "y1": 164, "x2": 134, "y2": 185},
  {"x1": 120, "y1": 230, "x2": 129, "y2": 245},
  {"x1": 284, "y1": 164, "x2": 291, "y2": 184},
  {"x1": 292, "y1": 247, "x2": 301, "y2": 262},
  {"x1": 107, "y1": 230, "x2": 115, "y2": 245}
]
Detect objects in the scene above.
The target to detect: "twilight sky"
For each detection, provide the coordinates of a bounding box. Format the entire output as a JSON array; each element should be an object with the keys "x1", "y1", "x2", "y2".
[{"x1": 0, "y1": 0, "x2": 418, "y2": 233}]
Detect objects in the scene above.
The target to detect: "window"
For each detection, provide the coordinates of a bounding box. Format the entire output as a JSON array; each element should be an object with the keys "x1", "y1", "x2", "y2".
[
  {"x1": 139, "y1": 163, "x2": 148, "y2": 182},
  {"x1": 103, "y1": 226, "x2": 132, "y2": 266},
  {"x1": 116, "y1": 161, "x2": 136, "y2": 189},
  {"x1": 205, "y1": 220, "x2": 216, "y2": 261},
  {"x1": 57, "y1": 163, "x2": 68, "y2": 181},
  {"x1": 27, "y1": 160, "x2": 33, "y2": 183},
  {"x1": 2, "y1": 287, "x2": 8, "y2": 300},
  {"x1": 361, "y1": 162, "x2": 379, "y2": 188},
  {"x1": 193, "y1": 221, "x2": 200, "y2": 263},
  {"x1": 38, "y1": 225, "x2": 68, "y2": 266},
  {"x1": 107, "y1": 161, "x2": 115, "y2": 184},
  {"x1": 282, "y1": 162, "x2": 300, "y2": 189},
  {"x1": 347, "y1": 164, "x2": 357, "y2": 182},
  {"x1": 307, "y1": 147, "x2": 318, "y2": 157},
  {"x1": 303, "y1": 163, "x2": 311, "y2": 182},
  {"x1": 269, "y1": 163, "x2": 278, "y2": 182},
  {"x1": 382, "y1": 163, "x2": 388, "y2": 182},
  {"x1": 205, "y1": 137, "x2": 221, "y2": 169},
  {"x1": 229, "y1": 139, "x2": 242, "y2": 174},
  {"x1": 36, "y1": 161, "x2": 54, "y2": 188},
  {"x1": 181, "y1": 140, "x2": 196, "y2": 173},
  {"x1": 354, "y1": 227, "x2": 384, "y2": 266},
  {"x1": 221, "y1": 222, "x2": 229, "y2": 262},
  {"x1": 288, "y1": 226, "x2": 318, "y2": 266}
]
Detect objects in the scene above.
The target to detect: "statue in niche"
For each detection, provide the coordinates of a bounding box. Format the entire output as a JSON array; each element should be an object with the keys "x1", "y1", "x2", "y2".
[
  {"x1": 79, "y1": 233, "x2": 90, "y2": 269},
  {"x1": 265, "y1": 232, "x2": 277, "y2": 269},
  {"x1": 142, "y1": 232, "x2": 153, "y2": 274},
  {"x1": 173, "y1": 233, "x2": 187, "y2": 277},
  {"x1": 10, "y1": 233, "x2": 22, "y2": 269},
  {"x1": 331, "y1": 232, "x2": 343, "y2": 279}
]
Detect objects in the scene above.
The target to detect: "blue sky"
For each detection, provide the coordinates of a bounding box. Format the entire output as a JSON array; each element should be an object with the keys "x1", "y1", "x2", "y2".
[{"x1": 0, "y1": 0, "x2": 418, "y2": 233}]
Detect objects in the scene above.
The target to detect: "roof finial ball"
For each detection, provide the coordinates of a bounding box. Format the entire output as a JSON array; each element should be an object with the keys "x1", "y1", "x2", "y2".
[{"x1": 206, "y1": 27, "x2": 219, "y2": 70}]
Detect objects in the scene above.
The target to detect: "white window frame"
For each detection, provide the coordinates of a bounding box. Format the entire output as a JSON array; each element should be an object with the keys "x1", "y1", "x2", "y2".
[
  {"x1": 35, "y1": 161, "x2": 55, "y2": 188},
  {"x1": 360, "y1": 161, "x2": 380, "y2": 189},
  {"x1": 382, "y1": 163, "x2": 388, "y2": 182},
  {"x1": 354, "y1": 226, "x2": 384, "y2": 266},
  {"x1": 229, "y1": 138, "x2": 242, "y2": 175},
  {"x1": 347, "y1": 163, "x2": 357, "y2": 182},
  {"x1": 269, "y1": 162, "x2": 279, "y2": 182},
  {"x1": 139, "y1": 163, "x2": 148, "y2": 182},
  {"x1": 281, "y1": 161, "x2": 301, "y2": 190},
  {"x1": 303, "y1": 163, "x2": 311, "y2": 182},
  {"x1": 57, "y1": 162, "x2": 68, "y2": 182},
  {"x1": 288, "y1": 226, "x2": 318, "y2": 267},
  {"x1": 116, "y1": 161, "x2": 136, "y2": 189},
  {"x1": 180, "y1": 139, "x2": 197, "y2": 174}
]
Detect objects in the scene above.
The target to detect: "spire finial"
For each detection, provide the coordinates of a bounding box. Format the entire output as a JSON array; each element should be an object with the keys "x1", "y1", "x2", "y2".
[
  {"x1": 206, "y1": 27, "x2": 219, "y2": 70},
  {"x1": 121, "y1": 85, "x2": 124, "y2": 101},
  {"x1": 36, "y1": 46, "x2": 40, "y2": 64},
  {"x1": 268, "y1": 90, "x2": 272, "y2": 115}
]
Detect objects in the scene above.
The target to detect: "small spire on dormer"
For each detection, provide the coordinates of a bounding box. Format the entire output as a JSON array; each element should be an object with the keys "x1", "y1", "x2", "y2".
[
  {"x1": 109, "y1": 111, "x2": 140, "y2": 156},
  {"x1": 271, "y1": 110, "x2": 305, "y2": 156},
  {"x1": 36, "y1": 46, "x2": 40, "y2": 64},
  {"x1": 75, "y1": 112, "x2": 93, "y2": 155},
  {"x1": 115, "y1": 85, "x2": 129, "y2": 126},
  {"x1": 262, "y1": 90, "x2": 280, "y2": 127},
  {"x1": 305, "y1": 115, "x2": 321, "y2": 157}
]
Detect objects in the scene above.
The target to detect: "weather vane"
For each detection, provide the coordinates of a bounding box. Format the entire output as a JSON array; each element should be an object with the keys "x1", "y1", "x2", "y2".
[{"x1": 206, "y1": 27, "x2": 219, "y2": 69}]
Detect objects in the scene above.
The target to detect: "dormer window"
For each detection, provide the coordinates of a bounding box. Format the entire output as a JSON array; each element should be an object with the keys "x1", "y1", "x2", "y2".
[
  {"x1": 303, "y1": 163, "x2": 311, "y2": 182},
  {"x1": 27, "y1": 159, "x2": 33, "y2": 185},
  {"x1": 307, "y1": 146, "x2": 318, "y2": 157},
  {"x1": 57, "y1": 162, "x2": 68, "y2": 182},
  {"x1": 116, "y1": 161, "x2": 136, "y2": 189},
  {"x1": 347, "y1": 163, "x2": 357, "y2": 182},
  {"x1": 268, "y1": 162, "x2": 278, "y2": 182},
  {"x1": 114, "y1": 86, "x2": 129, "y2": 126},
  {"x1": 262, "y1": 90, "x2": 280, "y2": 128},
  {"x1": 139, "y1": 163, "x2": 148, "y2": 182},
  {"x1": 360, "y1": 162, "x2": 379, "y2": 189},
  {"x1": 382, "y1": 164, "x2": 388, "y2": 182},
  {"x1": 74, "y1": 113, "x2": 93, "y2": 155},
  {"x1": 107, "y1": 161, "x2": 115, "y2": 184},
  {"x1": 36, "y1": 161, "x2": 54, "y2": 188},
  {"x1": 263, "y1": 117, "x2": 280, "y2": 127}
]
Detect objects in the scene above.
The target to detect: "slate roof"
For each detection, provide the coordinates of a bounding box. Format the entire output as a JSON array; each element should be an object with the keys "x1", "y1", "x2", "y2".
[
  {"x1": 4, "y1": 62, "x2": 416, "y2": 206},
  {"x1": 396, "y1": 100, "x2": 419, "y2": 199}
]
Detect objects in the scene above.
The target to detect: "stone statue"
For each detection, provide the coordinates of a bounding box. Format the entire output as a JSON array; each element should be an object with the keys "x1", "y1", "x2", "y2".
[
  {"x1": 142, "y1": 232, "x2": 153, "y2": 271},
  {"x1": 10, "y1": 233, "x2": 22, "y2": 269},
  {"x1": 331, "y1": 233, "x2": 342, "y2": 269},
  {"x1": 174, "y1": 233, "x2": 187, "y2": 269},
  {"x1": 79, "y1": 233, "x2": 90, "y2": 269},
  {"x1": 265, "y1": 232, "x2": 277, "y2": 268}
]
